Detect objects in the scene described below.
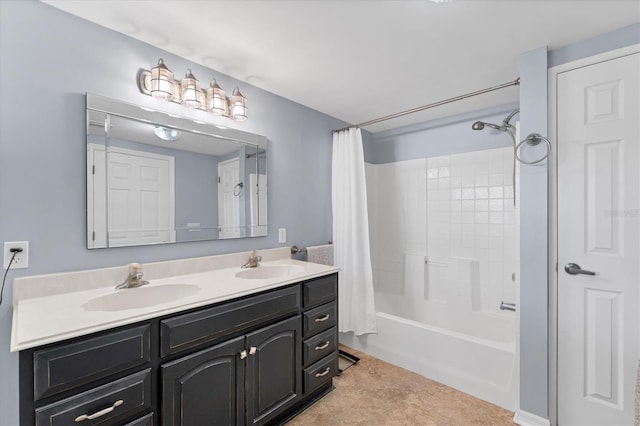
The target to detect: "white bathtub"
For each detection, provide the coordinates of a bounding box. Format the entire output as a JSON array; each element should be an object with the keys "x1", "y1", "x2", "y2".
[{"x1": 340, "y1": 311, "x2": 519, "y2": 411}]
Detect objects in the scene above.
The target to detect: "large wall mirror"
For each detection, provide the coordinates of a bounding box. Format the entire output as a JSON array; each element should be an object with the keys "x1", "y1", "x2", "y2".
[{"x1": 86, "y1": 93, "x2": 268, "y2": 249}]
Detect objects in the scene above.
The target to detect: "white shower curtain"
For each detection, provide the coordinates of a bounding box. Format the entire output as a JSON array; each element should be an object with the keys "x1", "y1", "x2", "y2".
[{"x1": 332, "y1": 127, "x2": 377, "y2": 335}]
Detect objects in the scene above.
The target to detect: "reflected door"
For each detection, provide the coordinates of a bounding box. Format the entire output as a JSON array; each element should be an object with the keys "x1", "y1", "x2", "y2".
[
  {"x1": 218, "y1": 158, "x2": 241, "y2": 239},
  {"x1": 558, "y1": 52, "x2": 639, "y2": 425},
  {"x1": 107, "y1": 147, "x2": 175, "y2": 247}
]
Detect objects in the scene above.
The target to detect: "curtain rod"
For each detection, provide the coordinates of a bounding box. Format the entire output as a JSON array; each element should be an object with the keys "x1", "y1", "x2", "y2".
[{"x1": 333, "y1": 77, "x2": 520, "y2": 133}]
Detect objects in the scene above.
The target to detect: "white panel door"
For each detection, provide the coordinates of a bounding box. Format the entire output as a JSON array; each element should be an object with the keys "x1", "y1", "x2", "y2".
[
  {"x1": 107, "y1": 148, "x2": 175, "y2": 247},
  {"x1": 218, "y1": 158, "x2": 241, "y2": 239},
  {"x1": 558, "y1": 52, "x2": 639, "y2": 425}
]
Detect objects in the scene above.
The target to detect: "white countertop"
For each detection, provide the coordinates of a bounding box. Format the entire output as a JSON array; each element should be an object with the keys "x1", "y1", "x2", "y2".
[{"x1": 11, "y1": 254, "x2": 338, "y2": 352}]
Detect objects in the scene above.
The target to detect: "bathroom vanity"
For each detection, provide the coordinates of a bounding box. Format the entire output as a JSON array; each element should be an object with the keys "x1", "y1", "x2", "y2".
[{"x1": 12, "y1": 249, "x2": 339, "y2": 425}]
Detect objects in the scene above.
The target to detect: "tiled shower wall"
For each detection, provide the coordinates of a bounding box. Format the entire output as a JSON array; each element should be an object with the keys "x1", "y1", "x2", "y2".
[{"x1": 366, "y1": 147, "x2": 519, "y2": 317}]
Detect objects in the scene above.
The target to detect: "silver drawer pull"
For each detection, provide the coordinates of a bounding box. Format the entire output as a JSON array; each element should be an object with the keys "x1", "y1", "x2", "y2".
[
  {"x1": 315, "y1": 341, "x2": 331, "y2": 351},
  {"x1": 315, "y1": 367, "x2": 331, "y2": 378},
  {"x1": 315, "y1": 314, "x2": 330, "y2": 323},
  {"x1": 75, "y1": 400, "x2": 124, "y2": 422}
]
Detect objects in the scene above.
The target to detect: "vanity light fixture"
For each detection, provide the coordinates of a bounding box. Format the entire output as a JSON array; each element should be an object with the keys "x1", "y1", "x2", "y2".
[
  {"x1": 149, "y1": 59, "x2": 175, "y2": 100},
  {"x1": 207, "y1": 79, "x2": 227, "y2": 115},
  {"x1": 181, "y1": 69, "x2": 203, "y2": 109},
  {"x1": 139, "y1": 58, "x2": 248, "y2": 121},
  {"x1": 230, "y1": 87, "x2": 248, "y2": 122},
  {"x1": 154, "y1": 126, "x2": 181, "y2": 141}
]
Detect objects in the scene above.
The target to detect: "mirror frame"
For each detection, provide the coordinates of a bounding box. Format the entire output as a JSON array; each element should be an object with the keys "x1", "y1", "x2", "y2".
[{"x1": 86, "y1": 93, "x2": 268, "y2": 249}]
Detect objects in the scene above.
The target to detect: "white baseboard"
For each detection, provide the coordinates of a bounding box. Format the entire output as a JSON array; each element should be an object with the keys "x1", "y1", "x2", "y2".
[{"x1": 514, "y1": 409, "x2": 551, "y2": 426}]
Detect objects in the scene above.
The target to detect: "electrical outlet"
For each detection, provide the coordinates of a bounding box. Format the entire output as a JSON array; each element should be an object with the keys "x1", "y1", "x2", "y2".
[
  {"x1": 278, "y1": 228, "x2": 287, "y2": 244},
  {"x1": 4, "y1": 241, "x2": 29, "y2": 269}
]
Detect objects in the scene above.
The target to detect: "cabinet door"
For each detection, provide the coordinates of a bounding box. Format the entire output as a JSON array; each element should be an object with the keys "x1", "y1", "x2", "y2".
[
  {"x1": 246, "y1": 315, "x2": 302, "y2": 426},
  {"x1": 162, "y1": 336, "x2": 245, "y2": 426}
]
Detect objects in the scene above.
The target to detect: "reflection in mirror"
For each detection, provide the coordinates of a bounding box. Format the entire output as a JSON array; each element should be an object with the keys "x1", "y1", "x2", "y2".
[{"x1": 86, "y1": 94, "x2": 267, "y2": 249}]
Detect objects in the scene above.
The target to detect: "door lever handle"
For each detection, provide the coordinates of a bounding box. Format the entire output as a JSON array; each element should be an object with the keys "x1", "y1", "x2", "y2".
[{"x1": 564, "y1": 263, "x2": 596, "y2": 276}]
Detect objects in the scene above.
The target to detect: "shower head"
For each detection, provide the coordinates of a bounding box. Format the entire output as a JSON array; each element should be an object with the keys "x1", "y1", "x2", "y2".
[
  {"x1": 472, "y1": 109, "x2": 520, "y2": 132},
  {"x1": 472, "y1": 121, "x2": 502, "y2": 131}
]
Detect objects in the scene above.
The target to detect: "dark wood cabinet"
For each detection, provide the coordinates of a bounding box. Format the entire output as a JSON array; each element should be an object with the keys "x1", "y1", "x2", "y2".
[
  {"x1": 20, "y1": 272, "x2": 339, "y2": 426},
  {"x1": 246, "y1": 316, "x2": 302, "y2": 425},
  {"x1": 162, "y1": 336, "x2": 245, "y2": 426}
]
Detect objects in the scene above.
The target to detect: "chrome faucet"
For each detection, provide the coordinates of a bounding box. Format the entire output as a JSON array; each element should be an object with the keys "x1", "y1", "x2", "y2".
[
  {"x1": 115, "y1": 263, "x2": 149, "y2": 289},
  {"x1": 241, "y1": 250, "x2": 262, "y2": 269}
]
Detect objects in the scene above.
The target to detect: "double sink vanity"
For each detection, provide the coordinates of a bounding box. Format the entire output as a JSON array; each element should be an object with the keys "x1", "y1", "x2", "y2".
[{"x1": 11, "y1": 247, "x2": 339, "y2": 425}]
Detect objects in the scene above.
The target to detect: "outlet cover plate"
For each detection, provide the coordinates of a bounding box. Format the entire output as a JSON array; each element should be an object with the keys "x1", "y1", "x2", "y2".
[
  {"x1": 278, "y1": 228, "x2": 286, "y2": 244},
  {"x1": 4, "y1": 241, "x2": 29, "y2": 269}
]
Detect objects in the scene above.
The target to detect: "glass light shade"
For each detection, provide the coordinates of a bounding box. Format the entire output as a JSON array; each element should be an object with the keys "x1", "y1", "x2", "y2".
[
  {"x1": 230, "y1": 87, "x2": 248, "y2": 121},
  {"x1": 181, "y1": 69, "x2": 202, "y2": 108},
  {"x1": 154, "y1": 126, "x2": 181, "y2": 141},
  {"x1": 150, "y1": 59, "x2": 174, "y2": 100},
  {"x1": 206, "y1": 80, "x2": 227, "y2": 115}
]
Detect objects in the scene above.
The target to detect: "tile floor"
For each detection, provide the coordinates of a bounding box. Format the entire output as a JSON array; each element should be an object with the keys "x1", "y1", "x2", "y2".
[{"x1": 287, "y1": 346, "x2": 514, "y2": 426}]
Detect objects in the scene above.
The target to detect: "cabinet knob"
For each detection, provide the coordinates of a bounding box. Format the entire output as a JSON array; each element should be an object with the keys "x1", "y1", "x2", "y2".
[
  {"x1": 249, "y1": 346, "x2": 257, "y2": 355},
  {"x1": 239, "y1": 350, "x2": 247, "y2": 359}
]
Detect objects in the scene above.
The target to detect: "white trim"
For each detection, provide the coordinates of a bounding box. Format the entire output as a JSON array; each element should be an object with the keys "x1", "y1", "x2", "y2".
[
  {"x1": 547, "y1": 42, "x2": 640, "y2": 426},
  {"x1": 86, "y1": 143, "x2": 102, "y2": 249},
  {"x1": 514, "y1": 409, "x2": 551, "y2": 426}
]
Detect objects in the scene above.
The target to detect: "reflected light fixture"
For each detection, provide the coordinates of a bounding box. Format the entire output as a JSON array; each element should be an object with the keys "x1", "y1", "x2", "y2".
[
  {"x1": 139, "y1": 58, "x2": 248, "y2": 121},
  {"x1": 154, "y1": 126, "x2": 181, "y2": 141}
]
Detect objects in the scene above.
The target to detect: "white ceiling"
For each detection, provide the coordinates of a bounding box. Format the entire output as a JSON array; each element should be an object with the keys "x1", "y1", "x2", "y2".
[{"x1": 43, "y1": 0, "x2": 639, "y2": 133}]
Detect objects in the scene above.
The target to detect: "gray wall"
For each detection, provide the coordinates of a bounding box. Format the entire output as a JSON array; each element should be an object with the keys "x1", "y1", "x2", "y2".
[
  {"x1": 0, "y1": 1, "x2": 344, "y2": 424},
  {"x1": 549, "y1": 23, "x2": 640, "y2": 68},
  {"x1": 518, "y1": 46, "x2": 549, "y2": 419}
]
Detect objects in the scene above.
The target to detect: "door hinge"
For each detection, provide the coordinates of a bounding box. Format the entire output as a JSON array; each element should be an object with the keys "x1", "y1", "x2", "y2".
[
  {"x1": 218, "y1": 176, "x2": 221, "y2": 183},
  {"x1": 92, "y1": 164, "x2": 95, "y2": 175},
  {"x1": 92, "y1": 231, "x2": 95, "y2": 241}
]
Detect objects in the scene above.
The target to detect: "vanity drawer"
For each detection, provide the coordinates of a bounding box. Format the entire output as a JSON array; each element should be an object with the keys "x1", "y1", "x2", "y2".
[
  {"x1": 35, "y1": 369, "x2": 152, "y2": 426},
  {"x1": 302, "y1": 274, "x2": 337, "y2": 309},
  {"x1": 123, "y1": 412, "x2": 154, "y2": 426},
  {"x1": 33, "y1": 324, "x2": 151, "y2": 400},
  {"x1": 303, "y1": 302, "x2": 337, "y2": 337},
  {"x1": 303, "y1": 327, "x2": 337, "y2": 366},
  {"x1": 303, "y1": 352, "x2": 338, "y2": 394},
  {"x1": 160, "y1": 285, "x2": 300, "y2": 357}
]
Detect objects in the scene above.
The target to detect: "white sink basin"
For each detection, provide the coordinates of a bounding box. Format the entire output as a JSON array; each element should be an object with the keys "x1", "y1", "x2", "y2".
[
  {"x1": 235, "y1": 265, "x2": 305, "y2": 280},
  {"x1": 83, "y1": 284, "x2": 200, "y2": 312}
]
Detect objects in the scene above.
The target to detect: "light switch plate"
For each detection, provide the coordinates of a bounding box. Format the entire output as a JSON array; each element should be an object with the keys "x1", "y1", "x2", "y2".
[{"x1": 278, "y1": 228, "x2": 286, "y2": 243}]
